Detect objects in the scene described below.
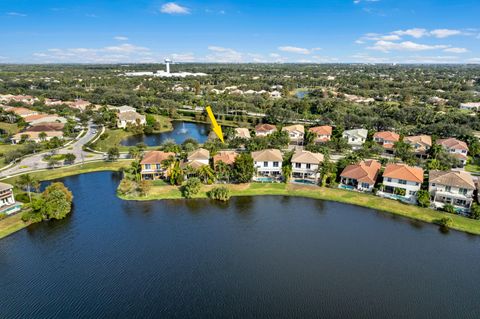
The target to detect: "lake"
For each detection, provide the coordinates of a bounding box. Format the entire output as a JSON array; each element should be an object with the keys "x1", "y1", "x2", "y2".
[
  {"x1": 1, "y1": 172, "x2": 480, "y2": 318},
  {"x1": 120, "y1": 121, "x2": 210, "y2": 146}
]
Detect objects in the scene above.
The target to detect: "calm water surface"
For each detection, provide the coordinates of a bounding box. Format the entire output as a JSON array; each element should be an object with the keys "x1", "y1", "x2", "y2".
[
  {"x1": 120, "y1": 121, "x2": 210, "y2": 146},
  {"x1": 1, "y1": 172, "x2": 480, "y2": 318}
]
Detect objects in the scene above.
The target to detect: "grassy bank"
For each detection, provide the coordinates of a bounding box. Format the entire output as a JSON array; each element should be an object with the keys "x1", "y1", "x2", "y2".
[
  {"x1": 120, "y1": 182, "x2": 480, "y2": 235},
  {"x1": 0, "y1": 160, "x2": 132, "y2": 239}
]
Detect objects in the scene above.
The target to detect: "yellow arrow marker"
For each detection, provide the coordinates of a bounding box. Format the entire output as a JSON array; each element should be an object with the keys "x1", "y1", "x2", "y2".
[{"x1": 205, "y1": 106, "x2": 224, "y2": 143}]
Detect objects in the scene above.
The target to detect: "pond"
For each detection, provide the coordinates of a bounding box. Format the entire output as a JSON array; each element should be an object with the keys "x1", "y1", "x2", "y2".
[
  {"x1": 120, "y1": 121, "x2": 210, "y2": 146},
  {"x1": 1, "y1": 172, "x2": 480, "y2": 318}
]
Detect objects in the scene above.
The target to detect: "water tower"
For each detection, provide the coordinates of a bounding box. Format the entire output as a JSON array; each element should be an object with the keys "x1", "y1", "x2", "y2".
[{"x1": 164, "y1": 58, "x2": 172, "y2": 74}]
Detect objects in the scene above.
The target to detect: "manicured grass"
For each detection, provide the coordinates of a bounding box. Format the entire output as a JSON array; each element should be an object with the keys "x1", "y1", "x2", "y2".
[
  {"x1": 465, "y1": 157, "x2": 480, "y2": 173},
  {"x1": 0, "y1": 122, "x2": 21, "y2": 135},
  {"x1": 2, "y1": 160, "x2": 132, "y2": 184},
  {"x1": 0, "y1": 213, "x2": 29, "y2": 239},
  {"x1": 121, "y1": 182, "x2": 480, "y2": 235}
]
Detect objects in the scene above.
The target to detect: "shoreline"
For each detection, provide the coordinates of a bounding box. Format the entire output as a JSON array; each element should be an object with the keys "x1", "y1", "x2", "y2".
[{"x1": 119, "y1": 182, "x2": 480, "y2": 236}]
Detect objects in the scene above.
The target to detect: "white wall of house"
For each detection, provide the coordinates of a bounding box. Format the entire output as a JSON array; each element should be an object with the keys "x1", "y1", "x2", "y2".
[
  {"x1": 383, "y1": 177, "x2": 421, "y2": 198},
  {"x1": 343, "y1": 133, "x2": 366, "y2": 149},
  {"x1": 340, "y1": 177, "x2": 374, "y2": 191},
  {"x1": 292, "y1": 162, "x2": 320, "y2": 179},
  {"x1": 428, "y1": 183, "x2": 473, "y2": 208},
  {"x1": 190, "y1": 158, "x2": 209, "y2": 166},
  {"x1": 256, "y1": 130, "x2": 274, "y2": 137},
  {"x1": 254, "y1": 160, "x2": 282, "y2": 175}
]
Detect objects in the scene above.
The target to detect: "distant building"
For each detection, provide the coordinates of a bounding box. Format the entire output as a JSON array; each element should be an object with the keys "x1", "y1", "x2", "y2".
[
  {"x1": 24, "y1": 114, "x2": 67, "y2": 125},
  {"x1": 255, "y1": 124, "x2": 277, "y2": 137},
  {"x1": 342, "y1": 128, "x2": 368, "y2": 150},
  {"x1": 373, "y1": 131, "x2": 400, "y2": 154},
  {"x1": 282, "y1": 124, "x2": 304, "y2": 144},
  {"x1": 436, "y1": 138, "x2": 469, "y2": 166},
  {"x1": 6, "y1": 107, "x2": 38, "y2": 118},
  {"x1": 309, "y1": 126, "x2": 332, "y2": 143},
  {"x1": 117, "y1": 111, "x2": 146, "y2": 129},
  {"x1": 404, "y1": 135, "x2": 432, "y2": 157},
  {"x1": 460, "y1": 102, "x2": 480, "y2": 111},
  {"x1": 11, "y1": 131, "x2": 63, "y2": 144},
  {"x1": 234, "y1": 128, "x2": 251, "y2": 139}
]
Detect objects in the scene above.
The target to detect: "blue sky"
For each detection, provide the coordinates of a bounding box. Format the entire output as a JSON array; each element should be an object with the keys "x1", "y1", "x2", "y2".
[{"x1": 1, "y1": 0, "x2": 479, "y2": 63}]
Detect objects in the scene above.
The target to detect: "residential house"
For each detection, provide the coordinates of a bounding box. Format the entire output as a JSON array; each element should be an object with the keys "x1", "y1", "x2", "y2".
[
  {"x1": 26, "y1": 122, "x2": 65, "y2": 132},
  {"x1": 140, "y1": 151, "x2": 175, "y2": 180},
  {"x1": 213, "y1": 151, "x2": 238, "y2": 166},
  {"x1": 24, "y1": 114, "x2": 67, "y2": 125},
  {"x1": 116, "y1": 105, "x2": 136, "y2": 113},
  {"x1": 429, "y1": 170, "x2": 475, "y2": 213},
  {"x1": 339, "y1": 160, "x2": 381, "y2": 192},
  {"x1": 270, "y1": 90, "x2": 282, "y2": 99},
  {"x1": 436, "y1": 138, "x2": 469, "y2": 166},
  {"x1": 66, "y1": 99, "x2": 91, "y2": 111},
  {"x1": 282, "y1": 124, "x2": 305, "y2": 144},
  {"x1": 0, "y1": 94, "x2": 37, "y2": 105},
  {"x1": 342, "y1": 128, "x2": 368, "y2": 150},
  {"x1": 373, "y1": 131, "x2": 400, "y2": 154},
  {"x1": 404, "y1": 135, "x2": 432, "y2": 157},
  {"x1": 252, "y1": 149, "x2": 283, "y2": 179},
  {"x1": 460, "y1": 102, "x2": 480, "y2": 111},
  {"x1": 6, "y1": 107, "x2": 38, "y2": 118},
  {"x1": 309, "y1": 126, "x2": 332, "y2": 143},
  {"x1": 379, "y1": 163, "x2": 424, "y2": 203},
  {"x1": 255, "y1": 124, "x2": 277, "y2": 137},
  {"x1": 234, "y1": 128, "x2": 251, "y2": 139},
  {"x1": 0, "y1": 182, "x2": 21, "y2": 215},
  {"x1": 45, "y1": 98, "x2": 65, "y2": 106},
  {"x1": 11, "y1": 131, "x2": 64, "y2": 144},
  {"x1": 117, "y1": 111, "x2": 146, "y2": 129},
  {"x1": 186, "y1": 148, "x2": 210, "y2": 169},
  {"x1": 291, "y1": 150, "x2": 323, "y2": 181}
]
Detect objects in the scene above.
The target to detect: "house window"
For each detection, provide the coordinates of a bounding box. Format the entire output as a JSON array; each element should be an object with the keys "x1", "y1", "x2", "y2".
[
  {"x1": 273, "y1": 162, "x2": 279, "y2": 167},
  {"x1": 295, "y1": 163, "x2": 301, "y2": 168},
  {"x1": 431, "y1": 183, "x2": 435, "y2": 187},
  {"x1": 459, "y1": 188, "x2": 467, "y2": 195},
  {"x1": 387, "y1": 178, "x2": 392, "y2": 182},
  {"x1": 361, "y1": 183, "x2": 369, "y2": 189},
  {"x1": 263, "y1": 161, "x2": 268, "y2": 167},
  {"x1": 409, "y1": 190, "x2": 416, "y2": 195},
  {"x1": 445, "y1": 186, "x2": 451, "y2": 192},
  {"x1": 156, "y1": 164, "x2": 161, "y2": 170},
  {"x1": 145, "y1": 164, "x2": 151, "y2": 170},
  {"x1": 399, "y1": 180, "x2": 407, "y2": 185},
  {"x1": 306, "y1": 164, "x2": 311, "y2": 169}
]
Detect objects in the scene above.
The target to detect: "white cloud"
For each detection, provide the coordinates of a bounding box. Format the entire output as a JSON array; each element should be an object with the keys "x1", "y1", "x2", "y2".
[
  {"x1": 467, "y1": 58, "x2": 480, "y2": 63},
  {"x1": 32, "y1": 43, "x2": 154, "y2": 63},
  {"x1": 430, "y1": 29, "x2": 462, "y2": 38},
  {"x1": 6, "y1": 12, "x2": 27, "y2": 17},
  {"x1": 160, "y1": 2, "x2": 190, "y2": 15},
  {"x1": 114, "y1": 36, "x2": 128, "y2": 41},
  {"x1": 170, "y1": 52, "x2": 196, "y2": 62},
  {"x1": 278, "y1": 46, "x2": 320, "y2": 55},
  {"x1": 353, "y1": 0, "x2": 380, "y2": 3},
  {"x1": 443, "y1": 47, "x2": 468, "y2": 53},
  {"x1": 368, "y1": 40, "x2": 448, "y2": 52},
  {"x1": 85, "y1": 13, "x2": 98, "y2": 18},
  {"x1": 392, "y1": 28, "x2": 428, "y2": 38},
  {"x1": 269, "y1": 53, "x2": 281, "y2": 58},
  {"x1": 206, "y1": 46, "x2": 243, "y2": 62}
]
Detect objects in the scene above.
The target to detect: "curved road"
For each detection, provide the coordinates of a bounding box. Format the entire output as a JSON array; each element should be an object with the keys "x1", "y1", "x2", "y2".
[{"x1": 0, "y1": 122, "x2": 105, "y2": 179}]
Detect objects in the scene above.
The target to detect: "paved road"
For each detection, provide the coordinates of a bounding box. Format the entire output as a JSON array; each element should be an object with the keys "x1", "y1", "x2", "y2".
[{"x1": 0, "y1": 122, "x2": 104, "y2": 179}]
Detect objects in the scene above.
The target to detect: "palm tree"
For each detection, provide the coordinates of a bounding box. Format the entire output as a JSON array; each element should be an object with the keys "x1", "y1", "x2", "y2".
[
  {"x1": 197, "y1": 165, "x2": 215, "y2": 184},
  {"x1": 17, "y1": 174, "x2": 39, "y2": 202},
  {"x1": 169, "y1": 161, "x2": 184, "y2": 185},
  {"x1": 38, "y1": 131, "x2": 47, "y2": 142},
  {"x1": 128, "y1": 147, "x2": 140, "y2": 160},
  {"x1": 215, "y1": 161, "x2": 230, "y2": 183}
]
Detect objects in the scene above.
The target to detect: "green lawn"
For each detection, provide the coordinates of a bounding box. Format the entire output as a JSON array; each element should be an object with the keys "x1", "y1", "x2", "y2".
[
  {"x1": 121, "y1": 182, "x2": 480, "y2": 235},
  {"x1": 0, "y1": 122, "x2": 21, "y2": 135},
  {"x1": 0, "y1": 213, "x2": 29, "y2": 239},
  {"x1": 465, "y1": 157, "x2": 480, "y2": 173}
]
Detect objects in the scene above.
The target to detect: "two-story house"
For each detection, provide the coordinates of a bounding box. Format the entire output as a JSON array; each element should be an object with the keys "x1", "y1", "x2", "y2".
[
  {"x1": 234, "y1": 128, "x2": 251, "y2": 139},
  {"x1": 429, "y1": 170, "x2": 475, "y2": 213},
  {"x1": 373, "y1": 131, "x2": 400, "y2": 154},
  {"x1": 404, "y1": 135, "x2": 432, "y2": 158},
  {"x1": 186, "y1": 148, "x2": 210, "y2": 169},
  {"x1": 436, "y1": 138, "x2": 469, "y2": 166},
  {"x1": 255, "y1": 124, "x2": 277, "y2": 137},
  {"x1": 117, "y1": 111, "x2": 146, "y2": 129},
  {"x1": 282, "y1": 124, "x2": 305, "y2": 144},
  {"x1": 140, "y1": 151, "x2": 175, "y2": 180},
  {"x1": 342, "y1": 128, "x2": 368, "y2": 150},
  {"x1": 379, "y1": 163, "x2": 424, "y2": 203},
  {"x1": 291, "y1": 150, "x2": 323, "y2": 182},
  {"x1": 0, "y1": 182, "x2": 21, "y2": 215},
  {"x1": 339, "y1": 160, "x2": 381, "y2": 192},
  {"x1": 213, "y1": 150, "x2": 238, "y2": 167},
  {"x1": 308, "y1": 126, "x2": 332, "y2": 143},
  {"x1": 252, "y1": 149, "x2": 283, "y2": 180}
]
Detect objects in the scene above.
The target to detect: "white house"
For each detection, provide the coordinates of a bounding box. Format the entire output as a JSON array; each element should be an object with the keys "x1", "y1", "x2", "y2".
[
  {"x1": 117, "y1": 111, "x2": 146, "y2": 129},
  {"x1": 252, "y1": 149, "x2": 283, "y2": 179},
  {"x1": 186, "y1": 148, "x2": 210, "y2": 168},
  {"x1": 255, "y1": 124, "x2": 277, "y2": 137},
  {"x1": 460, "y1": 102, "x2": 480, "y2": 111},
  {"x1": 11, "y1": 131, "x2": 64, "y2": 144},
  {"x1": 379, "y1": 163, "x2": 424, "y2": 203},
  {"x1": 291, "y1": 150, "x2": 323, "y2": 181},
  {"x1": 339, "y1": 160, "x2": 381, "y2": 192},
  {"x1": 282, "y1": 124, "x2": 304, "y2": 144},
  {"x1": 429, "y1": 170, "x2": 475, "y2": 213},
  {"x1": 436, "y1": 138, "x2": 469, "y2": 166},
  {"x1": 0, "y1": 182, "x2": 21, "y2": 215},
  {"x1": 342, "y1": 128, "x2": 368, "y2": 150}
]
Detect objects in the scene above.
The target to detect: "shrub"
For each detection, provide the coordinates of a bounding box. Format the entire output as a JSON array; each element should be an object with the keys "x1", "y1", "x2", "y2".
[
  {"x1": 417, "y1": 190, "x2": 430, "y2": 208},
  {"x1": 117, "y1": 179, "x2": 137, "y2": 196},
  {"x1": 435, "y1": 216, "x2": 453, "y2": 228},
  {"x1": 182, "y1": 178, "x2": 202, "y2": 199},
  {"x1": 442, "y1": 204, "x2": 456, "y2": 214},
  {"x1": 207, "y1": 186, "x2": 231, "y2": 202},
  {"x1": 471, "y1": 203, "x2": 480, "y2": 220}
]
